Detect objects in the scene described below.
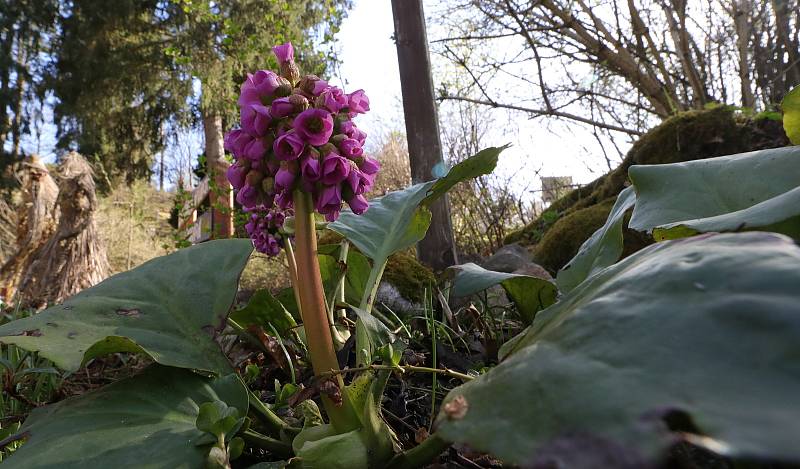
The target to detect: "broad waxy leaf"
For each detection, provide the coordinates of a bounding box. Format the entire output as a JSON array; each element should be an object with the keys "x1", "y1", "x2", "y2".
[
  {"x1": 4, "y1": 366, "x2": 248, "y2": 469},
  {"x1": 448, "y1": 263, "x2": 557, "y2": 323},
  {"x1": 557, "y1": 186, "x2": 636, "y2": 293},
  {"x1": 0, "y1": 239, "x2": 253, "y2": 375},
  {"x1": 437, "y1": 232, "x2": 800, "y2": 466},
  {"x1": 629, "y1": 146, "x2": 800, "y2": 240},
  {"x1": 783, "y1": 84, "x2": 800, "y2": 144}
]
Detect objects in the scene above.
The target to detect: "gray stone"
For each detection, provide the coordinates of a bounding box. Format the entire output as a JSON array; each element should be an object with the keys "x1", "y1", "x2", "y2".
[{"x1": 481, "y1": 243, "x2": 533, "y2": 273}]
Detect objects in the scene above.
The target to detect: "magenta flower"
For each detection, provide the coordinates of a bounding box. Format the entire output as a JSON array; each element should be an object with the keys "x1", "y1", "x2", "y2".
[
  {"x1": 358, "y1": 156, "x2": 380, "y2": 176},
  {"x1": 317, "y1": 86, "x2": 348, "y2": 113},
  {"x1": 239, "y1": 70, "x2": 281, "y2": 107},
  {"x1": 270, "y1": 97, "x2": 295, "y2": 119},
  {"x1": 321, "y1": 153, "x2": 351, "y2": 185},
  {"x1": 236, "y1": 184, "x2": 261, "y2": 208},
  {"x1": 275, "y1": 190, "x2": 293, "y2": 210},
  {"x1": 346, "y1": 194, "x2": 369, "y2": 215},
  {"x1": 241, "y1": 104, "x2": 271, "y2": 136},
  {"x1": 242, "y1": 138, "x2": 268, "y2": 162},
  {"x1": 227, "y1": 163, "x2": 248, "y2": 190},
  {"x1": 224, "y1": 129, "x2": 251, "y2": 158},
  {"x1": 300, "y1": 153, "x2": 321, "y2": 182},
  {"x1": 340, "y1": 120, "x2": 367, "y2": 144},
  {"x1": 294, "y1": 108, "x2": 334, "y2": 145},
  {"x1": 312, "y1": 79, "x2": 330, "y2": 96},
  {"x1": 347, "y1": 90, "x2": 370, "y2": 114},
  {"x1": 273, "y1": 42, "x2": 294, "y2": 64},
  {"x1": 345, "y1": 169, "x2": 374, "y2": 196},
  {"x1": 273, "y1": 131, "x2": 305, "y2": 161},
  {"x1": 275, "y1": 163, "x2": 297, "y2": 192},
  {"x1": 316, "y1": 184, "x2": 342, "y2": 221},
  {"x1": 338, "y1": 138, "x2": 363, "y2": 159}
]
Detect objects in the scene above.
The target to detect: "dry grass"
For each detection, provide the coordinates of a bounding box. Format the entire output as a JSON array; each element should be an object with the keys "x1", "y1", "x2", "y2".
[{"x1": 96, "y1": 180, "x2": 173, "y2": 275}]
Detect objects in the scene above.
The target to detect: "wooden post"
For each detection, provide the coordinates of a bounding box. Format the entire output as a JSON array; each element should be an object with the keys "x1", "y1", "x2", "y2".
[{"x1": 391, "y1": 0, "x2": 458, "y2": 271}]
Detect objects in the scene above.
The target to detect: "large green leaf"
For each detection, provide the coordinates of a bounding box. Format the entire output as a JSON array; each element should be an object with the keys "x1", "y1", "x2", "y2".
[
  {"x1": 0, "y1": 239, "x2": 253, "y2": 375},
  {"x1": 556, "y1": 186, "x2": 636, "y2": 293},
  {"x1": 448, "y1": 263, "x2": 557, "y2": 323},
  {"x1": 230, "y1": 289, "x2": 297, "y2": 337},
  {"x1": 783, "y1": 84, "x2": 800, "y2": 144},
  {"x1": 4, "y1": 365, "x2": 248, "y2": 469},
  {"x1": 628, "y1": 146, "x2": 800, "y2": 240},
  {"x1": 436, "y1": 232, "x2": 800, "y2": 466}
]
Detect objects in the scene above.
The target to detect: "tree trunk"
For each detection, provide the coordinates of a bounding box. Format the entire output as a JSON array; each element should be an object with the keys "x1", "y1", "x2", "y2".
[
  {"x1": 202, "y1": 111, "x2": 233, "y2": 238},
  {"x1": 391, "y1": 0, "x2": 458, "y2": 271}
]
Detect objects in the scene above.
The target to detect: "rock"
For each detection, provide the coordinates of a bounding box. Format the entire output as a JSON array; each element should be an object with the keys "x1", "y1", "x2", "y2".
[
  {"x1": 505, "y1": 107, "x2": 790, "y2": 273},
  {"x1": 512, "y1": 262, "x2": 554, "y2": 282},
  {"x1": 374, "y1": 281, "x2": 417, "y2": 316},
  {"x1": 481, "y1": 243, "x2": 533, "y2": 273}
]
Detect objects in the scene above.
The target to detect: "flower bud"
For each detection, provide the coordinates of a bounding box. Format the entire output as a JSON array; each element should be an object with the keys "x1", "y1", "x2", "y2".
[
  {"x1": 298, "y1": 74, "x2": 321, "y2": 95},
  {"x1": 246, "y1": 170, "x2": 265, "y2": 187},
  {"x1": 330, "y1": 134, "x2": 347, "y2": 145},
  {"x1": 275, "y1": 82, "x2": 292, "y2": 98},
  {"x1": 319, "y1": 143, "x2": 338, "y2": 156},
  {"x1": 261, "y1": 176, "x2": 275, "y2": 194},
  {"x1": 279, "y1": 60, "x2": 299, "y2": 83},
  {"x1": 288, "y1": 93, "x2": 309, "y2": 112}
]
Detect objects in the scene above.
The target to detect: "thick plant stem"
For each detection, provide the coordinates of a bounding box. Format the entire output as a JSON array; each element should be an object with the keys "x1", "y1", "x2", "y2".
[
  {"x1": 292, "y1": 190, "x2": 357, "y2": 432},
  {"x1": 385, "y1": 435, "x2": 450, "y2": 469}
]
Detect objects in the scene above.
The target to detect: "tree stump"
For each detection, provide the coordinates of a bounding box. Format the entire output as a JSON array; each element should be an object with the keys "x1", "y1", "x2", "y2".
[
  {"x1": 0, "y1": 156, "x2": 59, "y2": 302},
  {"x1": 17, "y1": 152, "x2": 109, "y2": 308}
]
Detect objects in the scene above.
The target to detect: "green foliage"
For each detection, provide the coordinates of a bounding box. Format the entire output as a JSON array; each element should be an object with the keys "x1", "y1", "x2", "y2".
[
  {"x1": 448, "y1": 263, "x2": 557, "y2": 323},
  {"x1": 328, "y1": 146, "x2": 507, "y2": 310},
  {"x1": 52, "y1": 0, "x2": 193, "y2": 183},
  {"x1": 629, "y1": 146, "x2": 800, "y2": 240},
  {"x1": 2, "y1": 366, "x2": 248, "y2": 469},
  {"x1": 437, "y1": 232, "x2": 800, "y2": 467},
  {"x1": 229, "y1": 289, "x2": 297, "y2": 337},
  {"x1": 0, "y1": 239, "x2": 253, "y2": 375},
  {"x1": 783, "y1": 84, "x2": 800, "y2": 144}
]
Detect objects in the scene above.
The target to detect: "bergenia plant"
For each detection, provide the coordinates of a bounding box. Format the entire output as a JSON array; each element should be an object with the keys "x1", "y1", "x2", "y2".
[{"x1": 225, "y1": 42, "x2": 379, "y2": 432}]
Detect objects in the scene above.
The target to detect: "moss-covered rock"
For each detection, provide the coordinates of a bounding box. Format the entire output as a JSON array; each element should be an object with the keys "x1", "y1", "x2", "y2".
[
  {"x1": 383, "y1": 250, "x2": 435, "y2": 303},
  {"x1": 507, "y1": 107, "x2": 790, "y2": 272},
  {"x1": 532, "y1": 198, "x2": 615, "y2": 274}
]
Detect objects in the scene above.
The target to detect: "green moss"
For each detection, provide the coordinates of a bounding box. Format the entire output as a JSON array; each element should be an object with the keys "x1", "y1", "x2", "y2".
[
  {"x1": 508, "y1": 107, "x2": 790, "y2": 250},
  {"x1": 382, "y1": 251, "x2": 435, "y2": 303},
  {"x1": 532, "y1": 198, "x2": 615, "y2": 274}
]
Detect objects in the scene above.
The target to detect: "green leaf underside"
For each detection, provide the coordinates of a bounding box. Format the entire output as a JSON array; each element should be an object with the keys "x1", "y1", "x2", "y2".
[
  {"x1": 782, "y1": 84, "x2": 800, "y2": 145},
  {"x1": 628, "y1": 146, "x2": 800, "y2": 239},
  {"x1": 5, "y1": 366, "x2": 248, "y2": 469},
  {"x1": 448, "y1": 263, "x2": 557, "y2": 323},
  {"x1": 329, "y1": 182, "x2": 433, "y2": 266},
  {"x1": 437, "y1": 232, "x2": 800, "y2": 466},
  {"x1": 557, "y1": 186, "x2": 636, "y2": 293},
  {"x1": 0, "y1": 239, "x2": 253, "y2": 375}
]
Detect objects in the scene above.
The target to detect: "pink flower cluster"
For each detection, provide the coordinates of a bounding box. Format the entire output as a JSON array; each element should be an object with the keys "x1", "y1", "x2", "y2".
[{"x1": 225, "y1": 42, "x2": 379, "y2": 255}]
